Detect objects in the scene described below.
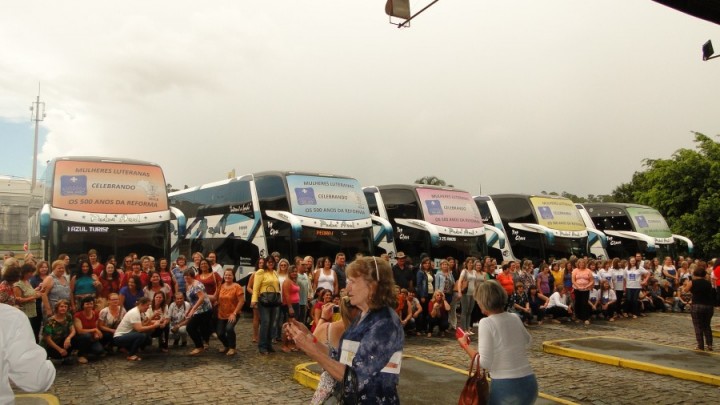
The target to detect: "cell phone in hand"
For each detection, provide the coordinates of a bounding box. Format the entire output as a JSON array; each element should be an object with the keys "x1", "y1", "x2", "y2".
[
  {"x1": 455, "y1": 327, "x2": 470, "y2": 343},
  {"x1": 333, "y1": 305, "x2": 340, "y2": 313}
]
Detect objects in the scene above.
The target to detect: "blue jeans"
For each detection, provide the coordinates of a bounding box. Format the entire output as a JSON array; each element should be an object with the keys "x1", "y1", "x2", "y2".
[
  {"x1": 625, "y1": 288, "x2": 641, "y2": 315},
  {"x1": 460, "y1": 293, "x2": 475, "y2": 330},
  {"x1": 72, "y1": 333, "x2": 105, "y2": 357},
  {"x1": 113, "y1": 332, "x2": 151, "y2": 356},
  {"x1": 258, "y1": 303, "x2": 279, "y2": 352},
  {"x1": 217, "y1": 318, "x2": 238, "y2": 349},
  {"x1": 489, "y1": 373, "x2": 538, "y2": 405}
]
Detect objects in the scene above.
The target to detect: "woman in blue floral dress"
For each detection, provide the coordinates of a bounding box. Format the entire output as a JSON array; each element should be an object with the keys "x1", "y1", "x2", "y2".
[{"x1": 289, "y1": 256, "x2": 403, "y2": 404}]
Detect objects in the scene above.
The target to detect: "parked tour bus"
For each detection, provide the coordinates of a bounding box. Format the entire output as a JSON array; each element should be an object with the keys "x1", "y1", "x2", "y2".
[
  {"x1": 28, "y1": 156, "x2": 184, "y2": 266},
  {"x1": 170, "y1": 171, "x2": 375, "y2": 279},
  {"x1": 363, "y1": 184, "x2": 486, "y2": 264},
  {"x1": 575, "y1": 203, "x2": 609, "y2": 259},
  {"x1": 475, "y1": 194, "x2": 590, "y2": 265},
  {"x1": 580, "y1": 203, "x2": 693, "y2": 259},
  {"x1": 472, "y1": 195, "x2": 509, "y2": 264}
]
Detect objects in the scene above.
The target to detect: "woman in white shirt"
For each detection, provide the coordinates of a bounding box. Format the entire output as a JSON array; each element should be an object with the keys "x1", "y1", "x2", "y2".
[
  {"x1": 610, "y1": 259, "x2": 627, "y2": 317},
  {"x1": 313, "y1": 257, "x2": 337, "y2": 294},
  {"x1": 456, "y1": 280, "x2": 537, "y2": 404},
  {"x1": 546, "y1": 285, "x2": 573, "y2": 323},
  {"x1": 625, "y1": 257, "x2": 650, "y2": 318}
]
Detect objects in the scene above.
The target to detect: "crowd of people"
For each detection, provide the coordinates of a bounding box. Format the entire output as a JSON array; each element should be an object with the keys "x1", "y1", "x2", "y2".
[{"x1": 1, "y1": 248, "x2": 718, "y2": 403}]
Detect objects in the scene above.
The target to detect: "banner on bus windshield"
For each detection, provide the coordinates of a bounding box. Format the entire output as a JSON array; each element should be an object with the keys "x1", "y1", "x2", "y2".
[
  {"x1": 416, "y1": 188, "x2": 483, "y2": 229},
  {"x1": 286, "y1": 175, "x2": 370, "y2": 221},
  {"x1": 53, "y1": 160, "x2": 168, "y2": 214},
  {"x1": 529, "y1": 197, "x2": 586, "y2": 232},
  {"x1": 626, "y1": 207, "x2": 672, "y2": 238}
]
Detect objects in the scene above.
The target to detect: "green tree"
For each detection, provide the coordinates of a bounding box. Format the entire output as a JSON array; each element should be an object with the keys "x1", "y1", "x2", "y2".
[
  {"x1": 611, "y1": 132, "x2": 720, "y2": 257},
  {"x1": 539, "y1": 191, "x2": 614, "y2": 203},
  {"x1": 415, "y1": 176, "x2": 453, "y2": 187}
]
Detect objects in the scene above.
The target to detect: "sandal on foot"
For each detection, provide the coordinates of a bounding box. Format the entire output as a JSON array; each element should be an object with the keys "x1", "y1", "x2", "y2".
[
  {"x1": 189, "y1": 348, "x2": 203, "y2": 356},
  {"x1": 127, "y1": 355, "x2": 141, "y2": 361}
]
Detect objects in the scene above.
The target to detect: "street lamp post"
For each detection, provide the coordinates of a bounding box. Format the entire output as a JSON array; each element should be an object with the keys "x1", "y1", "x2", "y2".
[{"x1": 29, "y1": 84, "x2": 46, "y2": 191}]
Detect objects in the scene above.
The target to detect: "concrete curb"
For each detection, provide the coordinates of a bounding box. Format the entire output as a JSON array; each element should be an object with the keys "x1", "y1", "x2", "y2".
[{"x1": 543, "y1": 336, "x2": 720, "y2": 387}]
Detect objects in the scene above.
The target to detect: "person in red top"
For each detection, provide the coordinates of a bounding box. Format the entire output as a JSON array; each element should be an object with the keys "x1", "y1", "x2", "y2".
[
  {"x1": 73, "y1": 296, "x2": 105, "y2": 363},
  {"x1": 713, "y1": 258, "x2": 720, "y2": 307},
  {"x1": 157, "y1": 258, "x2": 177, "y2": 296},
  {"x1": 122, "y1": 260, "x2": 149, "y2": 289},
  {"x1": 196, "y1": 259, "x2": 222, "y2": 297},
  {"x1": 496, "y1": 263, "x2": 515, "y2": 296},
  {"x1": 88, "y1": 249, "x2": 105, "y2": 277},
  {"x1": 99, "y1": 262, "x2": 123, "y2": 299}
]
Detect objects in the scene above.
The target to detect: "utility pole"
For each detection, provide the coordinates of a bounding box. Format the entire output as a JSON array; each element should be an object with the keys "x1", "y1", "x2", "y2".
[{"x1": 29, "y1": 84, "x2": 45, "y2": 191}]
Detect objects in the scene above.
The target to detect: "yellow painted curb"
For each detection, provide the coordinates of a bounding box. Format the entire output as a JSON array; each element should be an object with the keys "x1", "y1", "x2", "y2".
[
  {"x1": 294, "y1": 355, "x2": 578, "y2": 404},
  {"x1": 543, "y1": 337, "x2": 720, "y2": 387},
  {"x1": 294, "y1": 362, "x2": 320, "y2": 390},
  {"x1": 15, "y1": 394, "x2": 60, "y2": 405},
  {"x1": 538, "y1": 393, "x2": 578, "y2": 405}
]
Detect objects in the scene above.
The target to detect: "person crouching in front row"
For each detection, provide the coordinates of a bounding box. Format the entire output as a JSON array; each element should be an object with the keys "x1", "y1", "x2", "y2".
[{"x1": 113, "y1": 297, "x2": 164, "y2": 361}]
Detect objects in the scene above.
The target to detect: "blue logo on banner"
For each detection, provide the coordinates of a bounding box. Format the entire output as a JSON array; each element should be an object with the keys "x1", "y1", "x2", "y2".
[
  {"x1": 295, "y1": 187, "x2": 317, "y2": 205},
  {"x1": 538, "y1": 206, "x2": 554, "y2": 219},
  {"x1": 635, "y1": 215, "x2": 648, "y2": 228},
  {"x1": 425, "y1": 200, "x2": 444, "y2": 215},
  {"x1": 60, "y1": 175, "x2": 87, "y2": 196}
]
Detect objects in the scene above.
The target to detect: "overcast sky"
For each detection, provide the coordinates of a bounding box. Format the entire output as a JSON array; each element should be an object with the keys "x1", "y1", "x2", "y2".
[{"x1": 1, "y1": 0, "x2": 719, "y2": 196}]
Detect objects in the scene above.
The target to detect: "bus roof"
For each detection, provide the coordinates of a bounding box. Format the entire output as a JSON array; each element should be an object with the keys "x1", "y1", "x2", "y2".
[
  {"x1": 490, "y1": 193, "x2": 571, "y2": 201},
  {"x1": 253, "y1": 170, "x2": 355, "y2": 180},
  {"x1": 51, "y1": 156, "x2": 161, "y2": 167},
  {"x1": 583, "y1": 202, "x2": 656, "y2": 210},
  {"x1": 376, "y1": 184, "x2": 466, "y2": 192}
]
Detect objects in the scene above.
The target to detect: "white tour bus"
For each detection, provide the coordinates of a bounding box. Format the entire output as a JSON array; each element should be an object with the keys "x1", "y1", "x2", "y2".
[
  {"x1": 580, "y1": 203, "x2": 693, "y2": 260},
  {"x1": 170, "y1": 171, "x2": 375, "y2": 279},
  {"x1": 474, "y1": 194, "x2": 590, "y2": 264},
  {"x1": 363, "y1": 184, "x2": 486, "y2": 264},
  {"x1": 29, "y1": 156, "x2": 184, "y2": 266}
]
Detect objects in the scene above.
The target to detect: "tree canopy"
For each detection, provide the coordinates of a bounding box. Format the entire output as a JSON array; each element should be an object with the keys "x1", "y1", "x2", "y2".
[
  {"x1": 415, "y1": 176, "x2": 453, "y2": 187},
  {"x1": 611, "y1": 132, "x2": 720, "y2": 258}
]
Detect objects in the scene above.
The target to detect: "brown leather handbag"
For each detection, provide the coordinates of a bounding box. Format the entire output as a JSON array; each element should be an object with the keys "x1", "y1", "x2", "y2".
[{"x1": 458, "y1": 353, "x2": 489, "y2": 405}]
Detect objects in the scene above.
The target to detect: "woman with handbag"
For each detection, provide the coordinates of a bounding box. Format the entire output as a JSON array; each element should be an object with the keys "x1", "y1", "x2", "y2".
[
  {"x1": 456, "y1": 280, "x2": 537, "y2": 405},
  {"x1": 251, "y1": 255, "x2": 281, "y2": 355},
  {"x1": 289, "y1": 256, "x2": 404, "y2": 404}
]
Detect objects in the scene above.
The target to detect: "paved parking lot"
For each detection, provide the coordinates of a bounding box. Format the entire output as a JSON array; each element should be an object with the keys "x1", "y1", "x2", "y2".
[{"x1": 35, "y1": 310, "x2": 720, "y2": 404}]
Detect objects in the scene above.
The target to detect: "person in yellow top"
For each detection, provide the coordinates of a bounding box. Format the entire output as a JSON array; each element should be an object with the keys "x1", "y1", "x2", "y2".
[
  {"x1": 250, "y1": 257, "x2": 281, "y2": 354},
  {"x1": 550, "y1": 261, "x2": 564, "y2": 290}
]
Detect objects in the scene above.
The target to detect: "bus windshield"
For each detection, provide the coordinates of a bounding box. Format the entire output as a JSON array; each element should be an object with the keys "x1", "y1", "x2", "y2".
[
  {"x1": 52, "y1": 159, "x2": 167, "y2": 214},
  {"x1": 626, "y1": 207, "x2": 672, "y2": 238},
  {"x1": 416, "y1": 188, "x2": 483, "y2": 229},
  {"x1": 529, "y1": 196, "x2": 586, "y2": 231},
  {"x1": 286, "y1": 175, "x2": 369, "y2": 221}
]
